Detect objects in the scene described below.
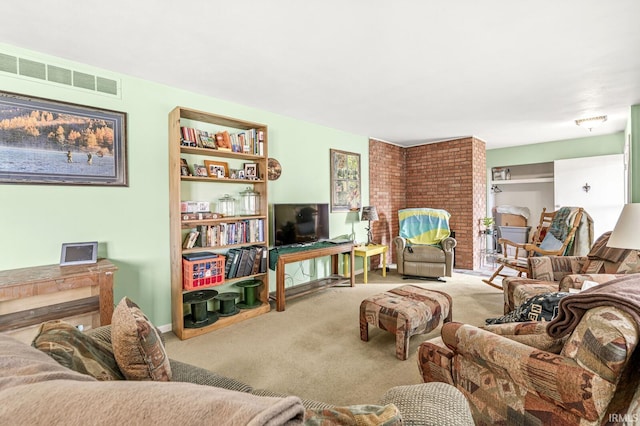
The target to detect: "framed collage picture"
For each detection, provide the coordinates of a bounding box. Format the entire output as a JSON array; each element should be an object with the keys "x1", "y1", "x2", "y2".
[{"x1": 330, "y1": 149, "x2": 361, "y2": 212}]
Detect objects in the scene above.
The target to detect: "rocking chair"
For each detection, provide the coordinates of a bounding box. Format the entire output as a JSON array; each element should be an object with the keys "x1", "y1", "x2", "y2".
[{"x1": 482, "y1": 207, "x2": 584, "y2": 290}]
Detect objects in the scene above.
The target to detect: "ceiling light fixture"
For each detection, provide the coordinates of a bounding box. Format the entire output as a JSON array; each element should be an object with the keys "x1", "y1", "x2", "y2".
[{"x1": 575, "y1": 115, "x2": 607, "y2": 132}]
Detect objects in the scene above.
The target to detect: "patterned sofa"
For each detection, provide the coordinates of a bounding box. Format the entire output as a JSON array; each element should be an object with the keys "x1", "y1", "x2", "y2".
[
  {"x1": 0, "y1": 301, "x2": 475, "y2": 425},
  {"x1": 502, "y1": 231, "x2": 640, "y2": 313},
  {"x1": 417, "y1": 275, "x2": 640, "y2": 425}
]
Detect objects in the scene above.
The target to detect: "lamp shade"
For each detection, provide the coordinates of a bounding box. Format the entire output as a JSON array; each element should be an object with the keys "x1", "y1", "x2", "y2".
[
  {"x1": 607, "y1": 204, "x2": 640, "y2": 250},
  {"x1": 361, "y1": 206, "x2": 379, "y2": 221}
]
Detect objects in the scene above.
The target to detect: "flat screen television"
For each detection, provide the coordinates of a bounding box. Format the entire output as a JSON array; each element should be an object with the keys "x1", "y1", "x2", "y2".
[{"x1": 271, "y1": 203, "x2": 330, "y2": 246}]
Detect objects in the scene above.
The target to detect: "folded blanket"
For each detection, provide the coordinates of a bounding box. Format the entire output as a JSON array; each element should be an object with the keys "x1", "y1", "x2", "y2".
[
  {"x1": 1, "y1": 333, "x2": 305, "y2": 426},
  {"x1": 571, "y1": 209, "x2": 594, "y2": 256},
  {"x1": 547, "y1": 275, "x2": 640, "y2": 338},
  {"x1": 398, "y1": 208, "x2": 450, "y2": 245}
]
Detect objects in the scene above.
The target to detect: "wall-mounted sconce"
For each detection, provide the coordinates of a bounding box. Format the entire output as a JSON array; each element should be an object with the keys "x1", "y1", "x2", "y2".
[
  {"x1": 491, "y1": 184, "x2": 502, "y2": 193},
  {"x1": 582, "y1": 182, "x2": 591, "y2": 193}
]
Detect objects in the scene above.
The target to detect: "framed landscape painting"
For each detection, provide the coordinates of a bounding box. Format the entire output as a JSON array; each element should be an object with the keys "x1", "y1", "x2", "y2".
[{"x1": 0, "y1": 91, "x2": 127, "y2": 186}]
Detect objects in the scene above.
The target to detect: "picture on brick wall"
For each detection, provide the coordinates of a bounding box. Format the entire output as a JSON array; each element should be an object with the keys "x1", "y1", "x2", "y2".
[
  {"x1": 330, "y1": 148, "x2": 361, "y2": 212},
  {"x1": 0, "y1": 91, "x2": 127, "y2": 186}
]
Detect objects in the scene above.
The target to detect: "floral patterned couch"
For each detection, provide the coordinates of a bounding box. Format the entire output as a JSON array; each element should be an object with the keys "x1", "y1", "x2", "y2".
[{"x1": 417, "y1": 275, "x2": 640, "y2": 425}]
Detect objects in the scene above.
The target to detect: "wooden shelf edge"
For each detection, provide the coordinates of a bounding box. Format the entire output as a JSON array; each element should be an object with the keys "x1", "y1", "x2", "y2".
[
  {"x1": 491, "y1": 177, "x2": 554, "y2": 185},
  {"x1": 181, "y1": 175, "x2": 266, "y2": 183},
  {"x1": 178, "y1": 303, "x2": 270, "y2": 340},
  {"x1": 182, "y1": 243, "x2": 267, "y2": 254},
  {"x1": 181, "y1": 215, "x2": 266, "y2": 226},
  {"x1": 270, "y1": 275, "x2": 351, "y2": 302}
]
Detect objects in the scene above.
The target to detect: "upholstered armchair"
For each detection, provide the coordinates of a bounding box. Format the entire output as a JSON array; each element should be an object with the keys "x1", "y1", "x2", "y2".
[
  {"x1": 393, "y1": 208, "x2": 456, "y2": 280},
  {"x1": 502, "y1": 231, "x2": 640, "y2": 313},
  {"x1": 418, "y1": 279, "x2": 640, "y2": 425}
]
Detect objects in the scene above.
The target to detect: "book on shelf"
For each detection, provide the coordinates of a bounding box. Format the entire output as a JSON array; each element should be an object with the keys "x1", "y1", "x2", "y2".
[
  {"x1": 228, "y1": 251, "x2": 240, "y2": 278},
  {"x1": 180, "y1": 124, "x2": 264, "y2": 155},
  {"x1": 251, "y1": 246, "x2": 264, "y2": 275},
  {"x1": 215, "y1": 131, "x2": 232, "y2": 151},
  {"x1": 182, "y1": 230, "x2": 199, "y2": 249},
  {"x1": 259, "y1": 246, "x2": 268, "y2": 273},
  {"x1": 242, "y1": 246, "x2": 258, "y2": 277},
  {"x1": 224, "y1": 248, "x2": 240, "y2": 278}
]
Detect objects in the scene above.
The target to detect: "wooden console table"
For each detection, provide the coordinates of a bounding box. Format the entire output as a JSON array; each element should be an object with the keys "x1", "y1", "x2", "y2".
[
  {"x1": 0, "y1": 259, "x2": 117, "y2": 340},
  {"x1": 270, "y1": 242, "x2": 355, "y2": 311}
]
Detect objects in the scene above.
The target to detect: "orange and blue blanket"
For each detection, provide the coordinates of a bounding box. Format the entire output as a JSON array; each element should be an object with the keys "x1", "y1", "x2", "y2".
[{"x1": 398, "y1": 208, "x2": 451, "y2": 245}]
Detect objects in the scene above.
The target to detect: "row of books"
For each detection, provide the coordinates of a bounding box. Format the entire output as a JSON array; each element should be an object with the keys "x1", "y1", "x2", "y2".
[
  {"x1": 180, "y1": 126, "x2": 264, "y2": 156},
  {"x1": 225, "y1": 246, "x2": 268, "y2": 279},
  {"x1": 183, "y1": 219, "x2": 265, "y2": 249}
]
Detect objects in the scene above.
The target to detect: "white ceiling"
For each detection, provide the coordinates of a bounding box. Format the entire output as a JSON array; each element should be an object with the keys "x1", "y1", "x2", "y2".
[{"x1": 2, "y1": 0, "x2": 640, "y2": 149}]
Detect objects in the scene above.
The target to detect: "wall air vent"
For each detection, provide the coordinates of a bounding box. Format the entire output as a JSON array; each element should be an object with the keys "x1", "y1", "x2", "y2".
[
  {"x1": 18, "y1": 58, "x2": 46, "y2": 80},
  {"x1": 47, "y1": 65, "x2": 72, "y2": 85},
  {"x1": 0, "y1": 53, "x2": 18, "y2": 74},
  {"x1": 0, "y1": 51, "x2": 120, "y2": 97}
]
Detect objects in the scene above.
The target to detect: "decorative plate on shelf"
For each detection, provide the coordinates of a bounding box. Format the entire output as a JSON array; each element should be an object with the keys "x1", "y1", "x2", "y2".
[{"x1": 268, "y1": 158, "x2": 282, "y2": 180}]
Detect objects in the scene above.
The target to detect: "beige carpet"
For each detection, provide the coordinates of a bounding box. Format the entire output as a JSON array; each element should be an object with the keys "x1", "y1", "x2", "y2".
[{"x1": 164, "y1": 269, "x2": 503, "y2": 406}]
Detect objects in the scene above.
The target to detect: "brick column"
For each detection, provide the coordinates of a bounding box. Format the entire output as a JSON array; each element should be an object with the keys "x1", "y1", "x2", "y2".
[{"x1": 369, "y1": 137, "x2": 486, "y2": 271}]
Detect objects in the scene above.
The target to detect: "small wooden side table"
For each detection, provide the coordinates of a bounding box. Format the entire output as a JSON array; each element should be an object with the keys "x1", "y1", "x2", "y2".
[{"x1": 354, "y1": 244, "x2": 388, "y2": 283}]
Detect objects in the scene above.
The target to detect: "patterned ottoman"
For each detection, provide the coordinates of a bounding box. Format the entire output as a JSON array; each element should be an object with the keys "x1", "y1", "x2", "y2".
[{"x1": 360, "y1": 285, "x2": 452, "y2": 360}]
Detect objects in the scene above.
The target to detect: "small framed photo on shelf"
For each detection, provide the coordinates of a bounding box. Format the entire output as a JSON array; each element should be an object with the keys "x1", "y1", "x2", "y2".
[
  {"x1": 199, "y1": 134, "x2": 217, "y2": 149},
  {"x1": 193, "y1": 164, "x2": 208, "y2": 177},
  {"x1": 243, "y1": 162, "x2": 259, "y2": 180},
  {"x1": 204, "y1": 160, "x2": 229, "y2": 178},
  {"x1": 180, "y1": 158, "x2": 192, "y2": 176}
]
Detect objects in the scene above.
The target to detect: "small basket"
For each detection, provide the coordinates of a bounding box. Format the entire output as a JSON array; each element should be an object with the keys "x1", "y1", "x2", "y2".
[{"x1": 182, "y1": 255, "x2": 225, "y2": 291}]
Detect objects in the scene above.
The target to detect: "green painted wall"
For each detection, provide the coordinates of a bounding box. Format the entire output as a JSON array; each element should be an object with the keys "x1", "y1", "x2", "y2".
[
  {"x1": 486, "y1": 132, "x2": 625, "y2": 168},
  {"x1": 0, "y1": 43, "x2": 369, "y2": 326},
  {"x1": 630, "y1": 105, "x2": 640, "y2": 202}
]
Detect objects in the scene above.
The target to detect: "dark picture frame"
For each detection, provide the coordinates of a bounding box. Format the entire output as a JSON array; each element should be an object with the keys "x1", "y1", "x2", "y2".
[
  {"x1": 243, "y1": 162, "x2": 259, "y2": 180},
  {"x1": 330, "y1": 149, "x2": 361, "y2": 212},
  {"x1": 0, "y1": 91, "x2": 127, "y2": 186}
]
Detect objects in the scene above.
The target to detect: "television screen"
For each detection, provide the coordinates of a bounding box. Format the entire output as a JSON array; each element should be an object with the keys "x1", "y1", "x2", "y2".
[{"x1": 271, "y1": 203, "x2": 330, "y2": 246}]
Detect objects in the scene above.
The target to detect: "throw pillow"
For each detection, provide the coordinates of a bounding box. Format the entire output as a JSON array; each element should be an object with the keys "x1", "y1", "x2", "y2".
[
  {"x1": 304, "y1": 404, "x2": 402, "y2": 426},
  {"x1": 31, "y1": 320, "x2": 124, "y2": 380},
  {"x1": 486, "y1": 292, "x2": 570, "y2": 325},
  {"x1": 536, "y1": 232, "x2": 564, "y2": 256},
  {"x1": 111, "y1": 297, "x2": 172, "y2": 381}
]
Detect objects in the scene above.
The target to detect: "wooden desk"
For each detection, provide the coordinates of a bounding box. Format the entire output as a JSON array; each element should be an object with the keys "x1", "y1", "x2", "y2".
[
  {"x1": 0, "y1": 259, "x2": 117, "y2": 341},
  {"x1": 354, "y1": 244, "x2": 388, "y2": 283},
  {"x1": 271, "y1": 243, "x2": 355, "y2": 311}
]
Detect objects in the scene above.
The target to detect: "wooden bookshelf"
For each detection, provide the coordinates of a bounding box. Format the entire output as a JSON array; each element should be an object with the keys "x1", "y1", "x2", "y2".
[{"x1": 169, "y1": 107, "x2": 270, "y2": 340}]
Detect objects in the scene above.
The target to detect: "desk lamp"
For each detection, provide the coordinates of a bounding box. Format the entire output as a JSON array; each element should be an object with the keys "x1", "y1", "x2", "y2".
[{"x1": 361, "y1": 206, "x2": 378, "y2": 245}]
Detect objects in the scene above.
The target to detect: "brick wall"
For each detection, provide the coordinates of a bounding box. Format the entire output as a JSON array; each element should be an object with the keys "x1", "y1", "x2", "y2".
[
  {"x1": 368, "y1": 140, "x2": 405, "y2": 261},
  {"x1": 369, "y1": 137, "x2": 486, "y2": 270}
]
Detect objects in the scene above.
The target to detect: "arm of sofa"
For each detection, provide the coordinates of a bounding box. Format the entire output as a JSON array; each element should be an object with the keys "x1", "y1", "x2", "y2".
[
  {"x1": 481, "y1": 321, "x2": 566, "y2": 353},
  {"x1": 557, "y1": 273, "x2": 626, "y2": 292},
  {"x1": 529, "y1": 256, "x2": 587, "y2": 281},
  {"x1": 169, "y1": 359, "x2": 252, "y2": 393},
  {"x1": 441, "y1": 322, "x2": 612, "y2": 421}
]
